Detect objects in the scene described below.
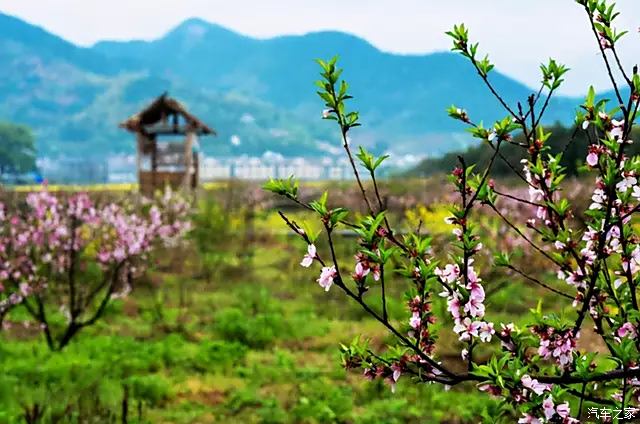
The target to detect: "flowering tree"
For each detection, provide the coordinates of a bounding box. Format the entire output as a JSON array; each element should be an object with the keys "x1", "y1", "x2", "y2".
[
  {"x1": 266, "y1": 1, "x2": 640, "y2": 422},
  {"x1": 0, "y1": 188, "x2": 191, "y2": 351}
]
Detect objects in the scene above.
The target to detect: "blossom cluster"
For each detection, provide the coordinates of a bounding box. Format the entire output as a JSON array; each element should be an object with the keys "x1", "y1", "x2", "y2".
[
  {"x1": 435, "y1": 186, "x2": 495, "y2": 351},
  {"x1": 437, "y1": 260, "x2": 494, "y2": 346},
  {"x1": 0, "y1": 188, "x2": 191, "y2": 323},
  {"x1": 518, "y1": 395, "x2": 575, "y2": 424},
  {"x1": 362, "y1": 359, "x2": 405, "y2": 393},
  {"x1": 531, "y1": 325, "x2": 578, "y2": 370},
  {"x1": 299, "y1": 243, "x2": 337, "y2": 291},
  {"x1": 407, "y1": 294, "x2": 437, "y2": 355}
]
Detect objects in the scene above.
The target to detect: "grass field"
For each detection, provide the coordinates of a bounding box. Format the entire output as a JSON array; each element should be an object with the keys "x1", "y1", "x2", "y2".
[{"x1": 0, "y1": 182, "x2": 580, "y2": 423}]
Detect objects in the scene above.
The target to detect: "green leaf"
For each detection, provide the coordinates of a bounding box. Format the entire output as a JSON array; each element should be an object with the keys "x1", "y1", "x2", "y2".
[
  {"x1": 372, "y1": 155, "x2": 389, "y2": 171},
  {"x1": 262, "y1": 176, "x2": 299, "y2": 198},
  {"x1": 329, "y1": 207, "x2": 350, "y2": 227},
  {"x1": 585, "y1": 86, "x2": 596, "y2": 107},
  {"x1": 310, "y1": 191, "x2": 329, "y2": 216}
]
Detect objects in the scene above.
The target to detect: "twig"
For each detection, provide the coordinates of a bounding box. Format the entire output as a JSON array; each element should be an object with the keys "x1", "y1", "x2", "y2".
[{"x1": 505, "y1": 264, "x2": 573, "y2": 300}]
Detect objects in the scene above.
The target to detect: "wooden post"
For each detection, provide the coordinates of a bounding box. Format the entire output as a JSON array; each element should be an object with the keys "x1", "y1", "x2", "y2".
[
  {"x1": 184, "y1": 131, "x2": 195, "y2": 190},
  {"x1": 151, "y1": 136, "x2": 157, "y2": 193},
  {"x1": 135, "y1": 133, "x2": 144, "y2": 193},
  {"x1": 193, "y1": 152, "x2": 199, "y2": 188}
]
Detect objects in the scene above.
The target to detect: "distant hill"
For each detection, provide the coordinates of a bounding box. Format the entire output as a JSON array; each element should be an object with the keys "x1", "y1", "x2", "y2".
[
  {"x1": 409, "y1": 124, "x2": 640, "y2": 179},
  {"x1": 0, "y1": 12, "x2": 590, "y2": 159},
  {"x1": 93, "y1": 18, "x2": 583, "y2": 134},
  {"x1": 0, "y1": 13, "x2": 338, "y2": 158}
]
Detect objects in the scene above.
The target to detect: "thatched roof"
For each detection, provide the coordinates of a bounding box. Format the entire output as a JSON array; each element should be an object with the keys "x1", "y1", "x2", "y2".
[{"x1": 119, "y1": 92, "x2": 215, "y2": 136}]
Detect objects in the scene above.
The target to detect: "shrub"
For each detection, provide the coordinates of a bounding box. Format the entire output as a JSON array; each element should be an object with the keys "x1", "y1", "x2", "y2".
[
  {"x1": 214, "y1": 307, "x2": 286, "y2": 348},
  {"x1": 291, "y1": 379, "x2": 354, "y2": 423},
  {"x1": 126, "y1": 374, "x2": 173, "y2": 407},
  {"x1": 195, "y1": 340, "x2": 248, "y2": 371}
]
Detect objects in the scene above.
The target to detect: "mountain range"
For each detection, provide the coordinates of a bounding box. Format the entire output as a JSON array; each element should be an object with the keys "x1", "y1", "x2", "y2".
[{"x1": 0, "y1": 12, "x2": 588, "y2": 160}]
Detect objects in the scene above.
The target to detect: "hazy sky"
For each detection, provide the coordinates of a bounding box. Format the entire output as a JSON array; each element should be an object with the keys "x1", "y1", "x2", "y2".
[{"x1": 2, "y1": 0, "x2": 640, "y2": 95}]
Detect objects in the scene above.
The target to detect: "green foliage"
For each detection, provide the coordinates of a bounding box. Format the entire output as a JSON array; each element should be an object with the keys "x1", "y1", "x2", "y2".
[
  {"x1": 0, "y1": 329, "x2": 253, "y2": 421},
  {"x1": 446, "y1": 24, "x2": 494, "y2": 77},
  {"x1": 291, "y1": 379, "x2": 354, "y2": 423},
  {"x1": 356, "y1": 146, "x2": 388, "y2": 174},
  {"x1": 0, "y1": 193, "x2": 582, "y2": 422},
  {"x1": 213, "y1": 288, "x2": 291, "y2": 348},
  {"x1": 214, "y1": 307, "x2": 286, "y2": 348},
  {"x1": 589, "y1": 0, "x2": 627, "y2": 43},
  {"x1": 308, "y1": 190, "x2": 350, "y2": 229},
  {"x1": 540, "y1": 59, "x2": 570, "y2": 91},
  {"x1": 316, "y1": 56, "x2": 360, "y2": 131},
  {"x1": 410, "y1": 123, "x2": 640, "y2": 177},
  {"x1": 189, "y1": 193, "x2": 248, "y2": 282},
  {"x1": 263, "y1": 176, "x2": 299, "y2": 199},
  {"x1": 309, "y1": 191, "x2": 329, "y2": 216},
  {"x1": 0, "y1": 121, "x2": 36, "y2": 178},
  {"x1": 353, "y1": 212, "x2": 386, "y2": 244},
  {"x1": 126, "y1": 375, "x2": 172, "y2": 407},
  {"x1": 195, "y1": 340, "x2": 248, "y2": 370}
]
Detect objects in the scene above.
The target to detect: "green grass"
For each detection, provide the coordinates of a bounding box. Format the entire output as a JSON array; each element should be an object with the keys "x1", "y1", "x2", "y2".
[
  {"x1": 0, "y1": 197, "x2": 572, "y2": 423},
  {"x1": 0, "y1": 271, "x2": 496, "y2": 423}
]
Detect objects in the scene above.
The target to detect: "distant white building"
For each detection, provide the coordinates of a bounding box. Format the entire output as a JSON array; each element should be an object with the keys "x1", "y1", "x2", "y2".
[
  {"x1": 103, "y1": 152, "x2": 424, "y2": 183},
  {"x1": 198, "y1": 154, "x2": 355, "y2": 181}
]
